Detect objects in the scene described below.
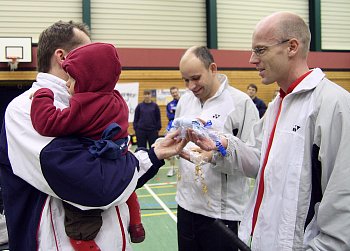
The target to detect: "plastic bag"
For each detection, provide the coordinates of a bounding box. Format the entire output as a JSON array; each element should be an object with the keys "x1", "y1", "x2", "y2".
[{"x1": 169, "y1": 117, "x2": 226, "y2": 157}]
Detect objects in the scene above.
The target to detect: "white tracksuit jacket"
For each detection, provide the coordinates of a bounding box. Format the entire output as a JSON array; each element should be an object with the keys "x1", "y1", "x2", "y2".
[
  {"x1": 175, "y1": 74, "x2": 259, "y2": 220},
  {"x1": 0, "y1": 73, "x2": 164, "y2": 251},
  {"x1": 218, "y1": 68, "x2": 350, "y2": 250}
]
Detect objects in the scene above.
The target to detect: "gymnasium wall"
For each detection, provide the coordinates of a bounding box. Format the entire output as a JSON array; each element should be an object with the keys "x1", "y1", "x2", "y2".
[
  {"x1": 2, "y1": 1, "x2": 349, "y2": 51},
  {"x1": 1, "y1": 68, "x2": 349, "y2": 135},
  {"x1": 117, "y1": 69, "x2": 350, "y2": 135}
]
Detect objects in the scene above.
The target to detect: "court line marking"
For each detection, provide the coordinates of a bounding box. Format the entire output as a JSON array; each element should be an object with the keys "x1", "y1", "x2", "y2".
[
  {"x1": 138, "y1": 192, "x2": 176, "y2": 198},
  {"x1": 147, "y1": 181, "x2": 177, "y2": 187},
  {"x1": 144, "y1": 184, "x2": 177, "y2": 223},
  {"x1": 142, "y1": 211, "x2": 177, "y2": 217},
  {"x1": 147, "y1": 185, "x2": 175, "y2": 189}
]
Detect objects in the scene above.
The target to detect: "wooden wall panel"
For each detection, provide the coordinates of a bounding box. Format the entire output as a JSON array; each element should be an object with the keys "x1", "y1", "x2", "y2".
[
  {"x1": 118, "y1": 70, "x2": 350, "y2": 135},
  {"x1": 1, "y1": 69, "x2": 349, "y2": 135}
]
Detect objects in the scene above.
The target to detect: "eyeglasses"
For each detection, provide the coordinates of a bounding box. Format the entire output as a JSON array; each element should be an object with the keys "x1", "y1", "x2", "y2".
[{"x1": 251, "y1": 39, "x2": 290, "y2": 57}]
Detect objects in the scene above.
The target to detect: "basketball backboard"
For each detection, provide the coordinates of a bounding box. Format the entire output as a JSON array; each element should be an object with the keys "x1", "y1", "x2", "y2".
[{"x1": 0, "y1": 37, "x2": 32, "y2": 63}]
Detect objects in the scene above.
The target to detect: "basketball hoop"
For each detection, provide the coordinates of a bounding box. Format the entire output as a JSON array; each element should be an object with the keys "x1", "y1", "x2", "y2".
[{"x1": 6, "y1": 56, "x2": 20, "y2": 71}]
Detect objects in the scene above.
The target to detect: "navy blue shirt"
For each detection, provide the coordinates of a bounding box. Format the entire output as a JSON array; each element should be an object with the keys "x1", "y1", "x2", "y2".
[
  {"x1": 253, "y1": 97, "x2": 267, "y2": 118},
  {"x1": 133, "y1": 101, "x2": 161, "y2": 131}
]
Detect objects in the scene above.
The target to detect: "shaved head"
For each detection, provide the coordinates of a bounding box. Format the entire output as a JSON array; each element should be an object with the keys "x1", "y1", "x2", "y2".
[{"x1": 255, "y1": 12, "x2": 311, "y2": 58}]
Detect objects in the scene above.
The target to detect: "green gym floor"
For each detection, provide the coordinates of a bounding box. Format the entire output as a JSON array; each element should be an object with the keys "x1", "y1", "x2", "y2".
[
  {"x1": 0, "y1": 153, "x2": 254, "y2": 251},
  {"x1": 0, "y1": 159, "x2": 178, "y2": 251},
  {"x1": 131, "y1": 158, "x2": 179, "y2": 251}
]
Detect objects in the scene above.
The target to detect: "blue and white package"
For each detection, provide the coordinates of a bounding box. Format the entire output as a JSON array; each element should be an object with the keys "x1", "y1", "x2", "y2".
[{"x1": 169, "y1": 117, "x2": 226, "y2": 157}]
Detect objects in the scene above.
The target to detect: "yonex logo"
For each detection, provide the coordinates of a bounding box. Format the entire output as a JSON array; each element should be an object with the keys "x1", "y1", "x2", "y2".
[{"x1": 293, "y1": 125, "x2": 301, "y2": 132}]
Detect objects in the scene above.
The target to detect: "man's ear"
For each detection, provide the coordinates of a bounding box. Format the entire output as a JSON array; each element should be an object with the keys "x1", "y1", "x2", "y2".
[
  {"x1": 53, "y1": 49, "x2": 66, "y2": 65},
  {"x1": 49, "y1": 49, "x2": 68, "y2": 79},
  {"x1": 209, "y1": 62, "x2": 217, "y2": 74},
  {"x1": 288, "y1": 38, "x2": 299, "y2": 57}
]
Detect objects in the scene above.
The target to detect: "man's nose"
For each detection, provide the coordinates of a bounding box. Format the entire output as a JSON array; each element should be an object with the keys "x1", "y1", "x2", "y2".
[
  {"x1": 249, "y1": 52, "x2": 259, "y2": 64},
  {"x1": 187, "y1": 80, "x2": 197, "y2": 90}
]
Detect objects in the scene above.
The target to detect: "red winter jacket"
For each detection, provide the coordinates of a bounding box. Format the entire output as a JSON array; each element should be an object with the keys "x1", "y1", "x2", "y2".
[{"x1": 31, "y1": 42, "x2": 129, "y2": 140}]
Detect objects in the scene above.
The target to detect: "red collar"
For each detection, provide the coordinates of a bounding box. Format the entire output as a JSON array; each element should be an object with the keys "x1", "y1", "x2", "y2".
[{"x1": 280, "y1": 70, "x2": 312, "y2": 98}]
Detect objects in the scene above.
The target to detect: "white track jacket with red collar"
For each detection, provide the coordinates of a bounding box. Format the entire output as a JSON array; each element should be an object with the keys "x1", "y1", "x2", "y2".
[{"x1": 218, "y1": 68, "x2": 350, "y2": 250}]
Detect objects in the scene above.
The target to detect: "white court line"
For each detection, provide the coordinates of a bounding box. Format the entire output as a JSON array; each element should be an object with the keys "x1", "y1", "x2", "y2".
[
  {"x1": 144, "y1": 184, "x2": 177, "y2": 223},
  {"x1": 147, "y1": 181, "x2": 177, "y2": 187}
]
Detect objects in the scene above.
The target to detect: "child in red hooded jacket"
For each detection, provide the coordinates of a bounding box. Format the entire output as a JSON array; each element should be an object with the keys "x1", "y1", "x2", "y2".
[{"x1": 30, "y1": 42, "x2": 145, "y2": 251}]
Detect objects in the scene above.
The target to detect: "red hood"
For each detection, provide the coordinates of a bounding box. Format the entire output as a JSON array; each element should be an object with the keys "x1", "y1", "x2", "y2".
[{"x1": 62, "y1": 42, "x2": 121, "y2": 93}]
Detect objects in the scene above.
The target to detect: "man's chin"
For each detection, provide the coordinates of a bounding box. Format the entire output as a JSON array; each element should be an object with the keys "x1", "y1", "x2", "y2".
[
  {"x1": 193, "y1": 92, "x2": 202, "y2": 99},
  {"x1": 261, "y1": 78, "x2": 274, "y2": 85}
]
